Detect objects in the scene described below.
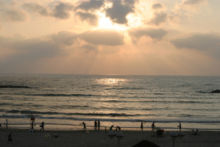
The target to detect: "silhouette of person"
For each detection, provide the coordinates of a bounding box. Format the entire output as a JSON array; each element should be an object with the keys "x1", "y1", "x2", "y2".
[
  {"x1": 94, "y1": 120, "x2": 97, "y2": 130},
  {"x1": 82, "y1": 122, "x2": 86, "y2": 131},
  {"x1": 140, "y1": 121, "x2": 143, "y2": 131},
  {"x1": 6, "y1": 119, "x2": 8, "y2": 129},
  {"x1": 116, "y1": 126, "x2": 121, "y2": 131},
  {"x1": 30, "y1": 114, "x2": 35, "y2": 132},
  {"x1": 108, "y1": 125, "x2": 115, "y2": 137},
  {"x1": 110, "y1": 125, "x2": 114, "y2": 131},
  {"x1": 8, "y1": 132, "x2": 12, "y2": 142},
  {"x1": 192, "y1": 128, "x2": 199, "y2": 135},
  {"x1": 40, "y1": 121, "x2": 45, "y2": 131},
  {"x1": 178, "y1": 122, "x2": 182, "y2": 132},
  {"x1": 151, "y1": 121, "x2": 155, "y2": 136}
]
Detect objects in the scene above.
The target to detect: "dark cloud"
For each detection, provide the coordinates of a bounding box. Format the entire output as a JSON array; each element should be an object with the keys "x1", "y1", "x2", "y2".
[
  {"x1": 13, "y1": 40, "x2": 59, "y2": 58},
  {"x1": 52, "y1": 2, "x2": 74, "y2": 19},
  {"x1": 80, "y1": 30, "x2": 124, "y2": 46},
  {"x1": 50, "y1": 31, "x2": 76, "y2": 46},
  {"x1": 172, "y1": 33, "x2": 220, "y2": 57},
  {"x1": 172, "y1": 33, "x2": 220, "y2": 50},
  {"x1": 0, "y1": 31, "x2": 78, "y2": 72},
  {"x1": 22, "y1": 2, "x2": 74, "y2": 19},
  {"x1": 130, "y1": 28, "x2": 167, "y2": 40},
  {"x1": 77, "y1": 0, "x2": 104, "y2": 10},
  {"x1": 183, "y1": 0, "x2": 206, "y2": 5},
  {"x1": 1, "y1": 38, "x2": 62, "y2": 60},
  {"x1": 76, "y1": 12, "x2": 97, "y2": 25},
  {"x1": 22, "y1": 3, "x2": 49, "y2": 16},
  {"x1": 152, "y1": 3, "x2": 163, "y2": 9},
  {"x1": 0, "y1": 32, "x2": 76, "y2": 61},
  {"x1": 150, "y1": 12, "x2": 167, "y2": 25},
  {"x1": 0, "y1": 9, "x2": 26, "y2": 22},
  {"x1": 106, "y1": 0, "x2": 135, "y2": 24},
  {"x1": 0, "y1": 38, "x2": 60, "y2": 72}
]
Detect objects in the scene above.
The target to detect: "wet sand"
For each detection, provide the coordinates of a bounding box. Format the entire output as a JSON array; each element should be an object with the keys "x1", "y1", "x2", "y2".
[{"x1": 0, "y1": 128, "x2": 220, "y2": 147}]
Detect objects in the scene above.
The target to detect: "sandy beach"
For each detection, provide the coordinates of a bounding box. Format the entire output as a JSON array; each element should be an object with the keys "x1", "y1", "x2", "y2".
[{"x1": 1, "y1": 128, "x2": 220, "y2": 147}]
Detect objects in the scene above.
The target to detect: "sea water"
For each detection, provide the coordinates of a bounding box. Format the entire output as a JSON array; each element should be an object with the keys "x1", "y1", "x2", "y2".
[{"x1": 0, "y1": 74, "x2": 220, "y2": 130}]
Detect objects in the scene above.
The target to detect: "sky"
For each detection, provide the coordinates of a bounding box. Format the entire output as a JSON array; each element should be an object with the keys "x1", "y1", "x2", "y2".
[{"x1": 0, "y1": 0, "x2": 220, "y2": 75}]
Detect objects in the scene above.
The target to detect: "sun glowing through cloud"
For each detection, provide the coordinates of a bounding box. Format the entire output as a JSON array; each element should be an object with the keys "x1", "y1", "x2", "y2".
[{"x1": 97, "y1": 12, "x2": 128, "y2": 31}]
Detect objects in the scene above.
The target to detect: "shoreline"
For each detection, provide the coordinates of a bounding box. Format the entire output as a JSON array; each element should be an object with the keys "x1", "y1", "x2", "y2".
[
  {"x1": 1, "y1": 128, "x2": 220, "y2": 147},
  {"x1": 2, "y1": 121, "x2": 220, "y2": 132},
  {"x1": 2, "y1": 117, "x2": 220, "y2": 130}
]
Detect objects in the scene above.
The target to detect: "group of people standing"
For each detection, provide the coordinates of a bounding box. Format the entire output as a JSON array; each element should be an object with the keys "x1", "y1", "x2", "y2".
[
  {"x1": 30, "y1": 114, "x2": 45, "y2": 132},
  {"x1": 94, "y1": 120, "x2": 101, "y2": 131},
  {"x1": 140, "y1": 121, "x2": 156, "y2": 132},
  {"x1": 82, "y1": 120, "x2": 182, "y2": 133},
  {"x1": 81, "y1": 120, "x2": 101, "y2": 131},
  {"x1": 140, "y1": 121, "x2": 182, "y2": 135}
]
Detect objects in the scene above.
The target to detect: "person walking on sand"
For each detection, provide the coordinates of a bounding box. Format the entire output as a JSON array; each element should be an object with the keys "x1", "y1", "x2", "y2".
[
  {"x1": 94, "y1": 120, "x2": 97, "y2": 131},
  {"x1": 140, "y1": 121, "x2": 143, "y2": 131},
  {"x1": 40, "y1": 121, "x2": 45, "y2": 131},
  {"x1": 178, "y1": 122, "x2": 182, "y2": 133},
  {"x1": 82, "y1": 122, "x2": 86, "y2": 131},
  {"x1": 98, "y1": 120, "x2": 100, "y2": 131},
  {"x1": 30, "y1": 114, "x2": 35, "y2": 132},
  {"x1": 6, "y1": 119, "x2": 8, "y2": 129},
  {"x1": 151, "y1": 121, "x2": 155, "y2": 136}
]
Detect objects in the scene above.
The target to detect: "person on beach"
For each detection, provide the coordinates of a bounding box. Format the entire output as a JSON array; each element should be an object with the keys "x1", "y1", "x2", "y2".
[
  {"x1": 6, "y1": 119, "x2": 8, "y2": 129},
  {"x1": 151, "y1": 121, "x2": 155, "y2": 136},
  {"x1": 116, "y1": 126, "x2": 124, "y2": 139},
  {"x1": 192, "y1": 128, "x2": 199, "y2": 135},
  {"x1": 94, "y1": 120, "x2": 97, "y2": 130},
  {"x1": 82, "y1": 122, "x2": 86, "y2": 131},
  {"x1": 178, "y1": 122, "x2": 182, "y2": 133},
  {"x1": 40, "y1": 121, "x2": 45, "y2": 131},
  {"x1": 31, "y1": 121, "x2": 34, "y2": 132},
  {"x1": 140, "y1": 121, "x2": 143, "y2": 131},
  {"x1": 30, "y1": 114, "x2": 35, "y2": 132},
  {"x1": 8, "y1": 132, "x2": 12, "y2": 142},
  {"x1": 108, "y1": 125, "x2": 115, "y2": 137},
  {"x1": 110, "y1": 125, "x2": 114, "y2": 131},
  {"x1": 116, "y1": 126, "x2": 121, "y2": 131}
]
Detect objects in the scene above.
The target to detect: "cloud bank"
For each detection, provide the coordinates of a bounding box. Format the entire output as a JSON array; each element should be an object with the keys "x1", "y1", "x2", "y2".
[
  {"x1": 130, "y1": 28, "x2": 167, "y2": 40},
  {"x1": 172, "y1": 33, "x2": 220, "y2": 58},
  {"x1": 183, "y1": 0, "x2": 206, "y2": 5},
  {"x1": 80, "y1": 30, "x2": 124, "y2": 46}
]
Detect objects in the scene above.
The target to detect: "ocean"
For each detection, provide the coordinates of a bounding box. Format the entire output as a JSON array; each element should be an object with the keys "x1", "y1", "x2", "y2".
[{"x1": 0, "y1": 74, "x2": 220, "y2": 130}]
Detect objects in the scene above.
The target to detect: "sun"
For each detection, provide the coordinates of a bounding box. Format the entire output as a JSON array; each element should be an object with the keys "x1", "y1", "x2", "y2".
[{"x1": 96, "y1": 12, "x2": 128, "y2": 31}]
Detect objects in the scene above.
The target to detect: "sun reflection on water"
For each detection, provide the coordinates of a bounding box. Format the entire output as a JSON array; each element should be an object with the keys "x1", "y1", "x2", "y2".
[{"x1": 96, "y1": 78, "x2": 127, "y2": 86}]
